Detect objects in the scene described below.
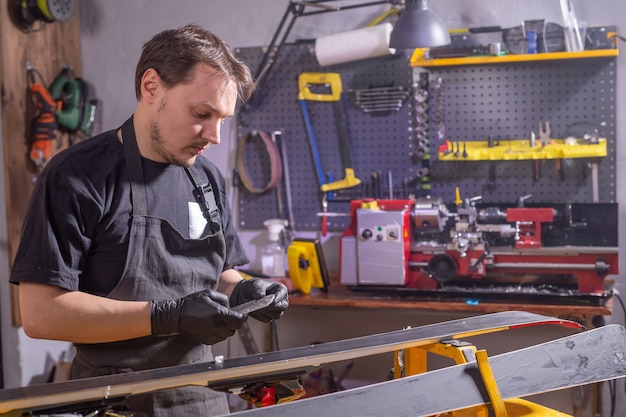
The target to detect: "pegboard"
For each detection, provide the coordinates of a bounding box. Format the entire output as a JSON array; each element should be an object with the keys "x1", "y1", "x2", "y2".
[
  {"x1": 235, "y1": 43, "x2": 617, "y2": 231},
  {"x1": 235, "y1": 43, "x2": 414, "y2": 231},
  {"x1": 424, "y1": 57, "x2": 617, "y2": 204}
]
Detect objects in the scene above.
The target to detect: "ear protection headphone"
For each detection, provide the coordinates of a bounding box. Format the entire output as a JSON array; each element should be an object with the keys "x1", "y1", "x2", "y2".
[
  {"x1": 16, "y1": 0, "x2": 75, "y2": 29},
  {"x1": 50, "y1": 68, "x2": 96, "y2": 134}
]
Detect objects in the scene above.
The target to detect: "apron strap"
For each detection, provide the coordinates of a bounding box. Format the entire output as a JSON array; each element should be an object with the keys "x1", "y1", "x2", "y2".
[
  {"x1": 120, "y1": 116, "x2": 148, "y2": 216},
  {"x1": 184, "y1": 167, "x2": 221, "y2": 232},
  {"x1": 120, "y1": 114, "x2": 220, "y2": 229}
]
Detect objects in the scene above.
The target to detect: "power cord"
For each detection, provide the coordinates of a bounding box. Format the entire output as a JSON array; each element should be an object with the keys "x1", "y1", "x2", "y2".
[{"x1": 608, "y1": 289, "x2": 625, "y2": 417}]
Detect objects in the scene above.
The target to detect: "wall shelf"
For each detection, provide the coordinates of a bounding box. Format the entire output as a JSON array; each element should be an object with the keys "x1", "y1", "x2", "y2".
[
  {"x1": 410, "y1": 48, "x2": 619, "y2": 67},
  {"x1": 439, "y1": 138, "x2": 607, "y2": 161},
  {"x1": 416, "y1": 45, "x2": 617, "y2": 203}
]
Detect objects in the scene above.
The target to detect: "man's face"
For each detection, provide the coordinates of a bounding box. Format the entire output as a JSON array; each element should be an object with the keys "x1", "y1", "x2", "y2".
[{"x1": 148, "y1": 64, "x2": 237, "y2": 167}]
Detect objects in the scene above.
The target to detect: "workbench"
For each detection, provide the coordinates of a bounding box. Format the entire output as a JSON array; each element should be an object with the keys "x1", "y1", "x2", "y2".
[{"x1": 288, "y1": 282, "x2": 612, "y2": 322}]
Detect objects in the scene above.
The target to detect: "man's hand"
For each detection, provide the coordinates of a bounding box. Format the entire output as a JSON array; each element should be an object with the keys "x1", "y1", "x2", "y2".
[
  {"x1": 229, "y1": 278, "x2": 289, "y2": 322},
  {"x1": 151, "y1": 289, "x2": 246, "y2": 345}
]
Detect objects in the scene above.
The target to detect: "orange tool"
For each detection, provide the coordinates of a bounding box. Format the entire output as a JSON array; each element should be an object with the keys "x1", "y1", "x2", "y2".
[{"x1": 27, "y1": 65, "x2": 58, "y2": 169}]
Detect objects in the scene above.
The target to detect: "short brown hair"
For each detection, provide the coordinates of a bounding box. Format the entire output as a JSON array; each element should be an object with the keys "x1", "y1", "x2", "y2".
[{"x1": 134, "y1": 24, "x2": 254, "y2": 102}]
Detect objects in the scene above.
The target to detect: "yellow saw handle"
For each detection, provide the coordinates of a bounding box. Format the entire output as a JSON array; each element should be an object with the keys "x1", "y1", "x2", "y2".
[
  {"x1": 298, "y1": 72, "x2": 342, "y2": 102},
  {"x1": 298, "y1": 72, "x2": 361, "y2": 193},
  {"x1": 321, "y1": 168, "x2": 360, "y2": 192}
]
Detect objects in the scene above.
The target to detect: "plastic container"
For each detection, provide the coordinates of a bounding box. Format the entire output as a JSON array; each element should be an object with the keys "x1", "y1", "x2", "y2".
[{"x1": 261, "y1": 219, "x2": 288, "y2": 277}]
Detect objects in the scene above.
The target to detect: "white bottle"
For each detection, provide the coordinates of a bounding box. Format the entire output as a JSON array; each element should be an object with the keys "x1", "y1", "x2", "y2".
[{"x1": 261, "y1": 219, "x2": 287, "y2": 277}]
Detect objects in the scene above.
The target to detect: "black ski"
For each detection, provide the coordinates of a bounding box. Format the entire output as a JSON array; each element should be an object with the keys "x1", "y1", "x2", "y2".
[
  {"x1": 226, "y1": 324, "x2": 626, "y2": 417},
  {"x1": 0, "y1": 311, "x2": 581, "y2": 415}
]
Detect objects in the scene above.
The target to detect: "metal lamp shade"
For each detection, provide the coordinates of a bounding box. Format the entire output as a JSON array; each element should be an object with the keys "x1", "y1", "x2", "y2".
[{"x1": 389, "y1": 0, "x2": 451, "y2": 49}]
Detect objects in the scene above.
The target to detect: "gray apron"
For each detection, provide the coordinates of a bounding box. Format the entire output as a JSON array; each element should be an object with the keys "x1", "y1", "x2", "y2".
[{"x1": 70, "y1": 117, "x2": 230, "y2": 416}]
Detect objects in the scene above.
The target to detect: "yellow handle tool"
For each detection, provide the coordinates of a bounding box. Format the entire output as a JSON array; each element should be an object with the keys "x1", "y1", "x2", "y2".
[
  {"x1": 297, "y1": 72, "x2": 342, "y2": 101},
  {"x1": 287, "y1": 241, "x2": 325, "y2": 294},
  {"x1": 298, "y1": 72, "x2": 361, "y2": 193}
]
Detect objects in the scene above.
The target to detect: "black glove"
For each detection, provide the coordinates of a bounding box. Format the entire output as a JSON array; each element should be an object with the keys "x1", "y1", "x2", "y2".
[
  {"x1": 151, "y1": 289, "x2": 246, "y2": 345},
  {"x1": 229, "y1": 278, "x2": 289, "y2": 323}
]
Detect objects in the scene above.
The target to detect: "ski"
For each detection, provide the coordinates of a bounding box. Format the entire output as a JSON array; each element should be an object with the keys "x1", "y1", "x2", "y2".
[
  {"x1": 0, "y1": 311, "x2": 581, "y2": 415},
  {"x1": 225, "y1": 324, "x2": 626, "y2": 417}
]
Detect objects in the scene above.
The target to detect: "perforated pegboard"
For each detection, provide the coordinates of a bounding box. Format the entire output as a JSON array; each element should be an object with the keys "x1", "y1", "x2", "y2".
[
  {"x1": 424, "y1": 57, "x2": 617, "y2": 204},
  {"x1": 235, "y1": 43, "x2": 617, "y2": 231},
  {"x1": 235, "y1": 44, "x2": 414, "y2": 231}
]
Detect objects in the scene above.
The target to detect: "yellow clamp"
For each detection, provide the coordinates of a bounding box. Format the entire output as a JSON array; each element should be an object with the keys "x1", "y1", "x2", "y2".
[
  {"x1": 476, "y1": 349, "x2": 507, "y2": 417},
  {"x1": 287, "y1": 240, "x2": 325, "y2": 294}
]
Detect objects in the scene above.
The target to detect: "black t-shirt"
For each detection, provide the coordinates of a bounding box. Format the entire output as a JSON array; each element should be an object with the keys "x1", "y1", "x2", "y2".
[{"x1": 10, "y1": 129, "x2": 249, "y2": 296}]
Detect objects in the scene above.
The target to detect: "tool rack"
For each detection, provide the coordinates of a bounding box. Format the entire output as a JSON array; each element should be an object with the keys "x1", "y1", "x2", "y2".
[
  {"x1": 437, "y1": 138, "x2": 607, "y2": 161},
  {"x1": 235, "y1": 43, "x2": 618, "y2": 231},
  {"x1": 235, "y1": 43, "x2": 414, "y2": 231},
  {"x1": 414, "y1": 47, "x2": 618, "y2": 206}
]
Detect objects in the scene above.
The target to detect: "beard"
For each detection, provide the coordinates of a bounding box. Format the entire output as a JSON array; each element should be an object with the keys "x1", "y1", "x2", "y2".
[{"x1": 150, "y1": 121, "x2": 197, "y2": 168}]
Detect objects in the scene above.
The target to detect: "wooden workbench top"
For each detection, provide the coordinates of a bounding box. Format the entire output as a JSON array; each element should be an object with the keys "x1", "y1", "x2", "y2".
[{"x1": 288, "y1": 283, "x2": 612, "y2": 318}]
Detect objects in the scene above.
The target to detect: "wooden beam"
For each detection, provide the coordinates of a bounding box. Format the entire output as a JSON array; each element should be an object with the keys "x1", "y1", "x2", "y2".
[{"x1": 0, "y1": 2, "x2": 82, "y2": 326}]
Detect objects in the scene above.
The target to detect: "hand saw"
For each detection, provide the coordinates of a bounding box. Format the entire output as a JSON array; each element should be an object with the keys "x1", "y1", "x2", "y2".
[{"x1": 298, "y1": 72, "x2": 361, "y2": 193}]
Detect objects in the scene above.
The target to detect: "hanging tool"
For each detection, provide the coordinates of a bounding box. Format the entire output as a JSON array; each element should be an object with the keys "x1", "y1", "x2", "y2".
[
  {"x1": 298, "y1": 73, "x2": 361, "y2": 236},
  {"x1": 555, "y1": 158, "x2": 565, "y2": 181},
  {"x1": 15, "y1": 0, "x2": 75, "y2": 31},
  {"x1": 271, "y1": 131, "x2": 285, "y2": 218},
  {"x1": 402, "y1": 176, "x2": 410, "y2": 198},
  {"x1": 27, "y1": 62, "x2": 58, "y2": 170},
  {"x1": 590, "y1": 161, "x2": 599, "y2": 202},
  {"x1": 298, "y1": 72, "x2": 361, "y2": 193},
  {"x1": 351, "y1": 86, "x2": 409, "y2": 113},
  {"x1": 298, "y1": 85, "x2": 326, "y2": 234},
  {"x1": 236, "y1": 130, "x2": 283, "y2": 194},
  {"x1": 49, "y1": 66, "x2": 98, "y2": 137},
  {"x1": 539, "y1": 120, "x2": 565, "y2": 180},
  {"x1": 538, "y1": 120, "x2": 551, "y2": 146},
  {"x1": 534, "y1": 160, "x2": 541, "y2": 182},
  {"x1": 321, "y1": 194, "x2": 328, "y2": 237},
  {"x1": 371, "y1": 171, "x2": 381, "y2": 199},
  {"x1": 486, "y1": 161, "x2": 497, "y2": 193},
  {"x1": 432, "y1": 78, "x2": 446, "y2": 142},
  {"x1": 274, "y1": 130, "x2": 296, "y2": 243}
]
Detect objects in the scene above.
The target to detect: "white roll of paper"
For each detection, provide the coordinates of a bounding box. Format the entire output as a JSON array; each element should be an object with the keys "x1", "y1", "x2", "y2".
[{"x1": 315, "y1": 23, "x2": 396, "y2": 67}]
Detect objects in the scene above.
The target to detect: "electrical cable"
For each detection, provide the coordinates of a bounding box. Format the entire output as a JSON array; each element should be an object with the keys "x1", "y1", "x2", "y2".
[
  {"x1": 236, "y1": 130, "x2": 283, "y2": 194},
  {"x1": 609, "y1": 290, "x2": 626, "y2": 417}
]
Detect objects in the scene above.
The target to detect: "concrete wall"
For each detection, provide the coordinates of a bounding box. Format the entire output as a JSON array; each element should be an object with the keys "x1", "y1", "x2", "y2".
[{"x1": 2, "y1": 0, "x2": 625, "y2": 414}]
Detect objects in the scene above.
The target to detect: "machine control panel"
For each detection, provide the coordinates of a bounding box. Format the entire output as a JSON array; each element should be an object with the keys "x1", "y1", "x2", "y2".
[
  {"x1": 360, "y1": 225, "x2": 401, "y2": 242},
  {"x1": 355, "y1": 208, "x2": 407, "y2": 285}
]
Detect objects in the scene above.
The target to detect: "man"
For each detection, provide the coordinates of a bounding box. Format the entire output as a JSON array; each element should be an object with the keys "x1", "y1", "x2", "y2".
[{"x1": 10, "y1": 24, "x2": 288, "y2": 416}]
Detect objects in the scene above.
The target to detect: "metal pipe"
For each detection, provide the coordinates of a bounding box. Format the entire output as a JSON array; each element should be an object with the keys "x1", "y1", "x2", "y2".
[{"x1": 490, "y1": 262, "x2": 606, "y2": 271}]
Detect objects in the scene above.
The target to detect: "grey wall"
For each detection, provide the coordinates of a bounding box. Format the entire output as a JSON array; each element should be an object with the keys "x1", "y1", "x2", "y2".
[{"x1": 2, "y1": 0, "x2": 625, "y2": 414}]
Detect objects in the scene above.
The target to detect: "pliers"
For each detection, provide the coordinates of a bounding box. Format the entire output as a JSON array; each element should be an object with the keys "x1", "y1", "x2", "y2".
[{"x1": 538, "y1": 120, "x2": 551, "y2": 146}]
